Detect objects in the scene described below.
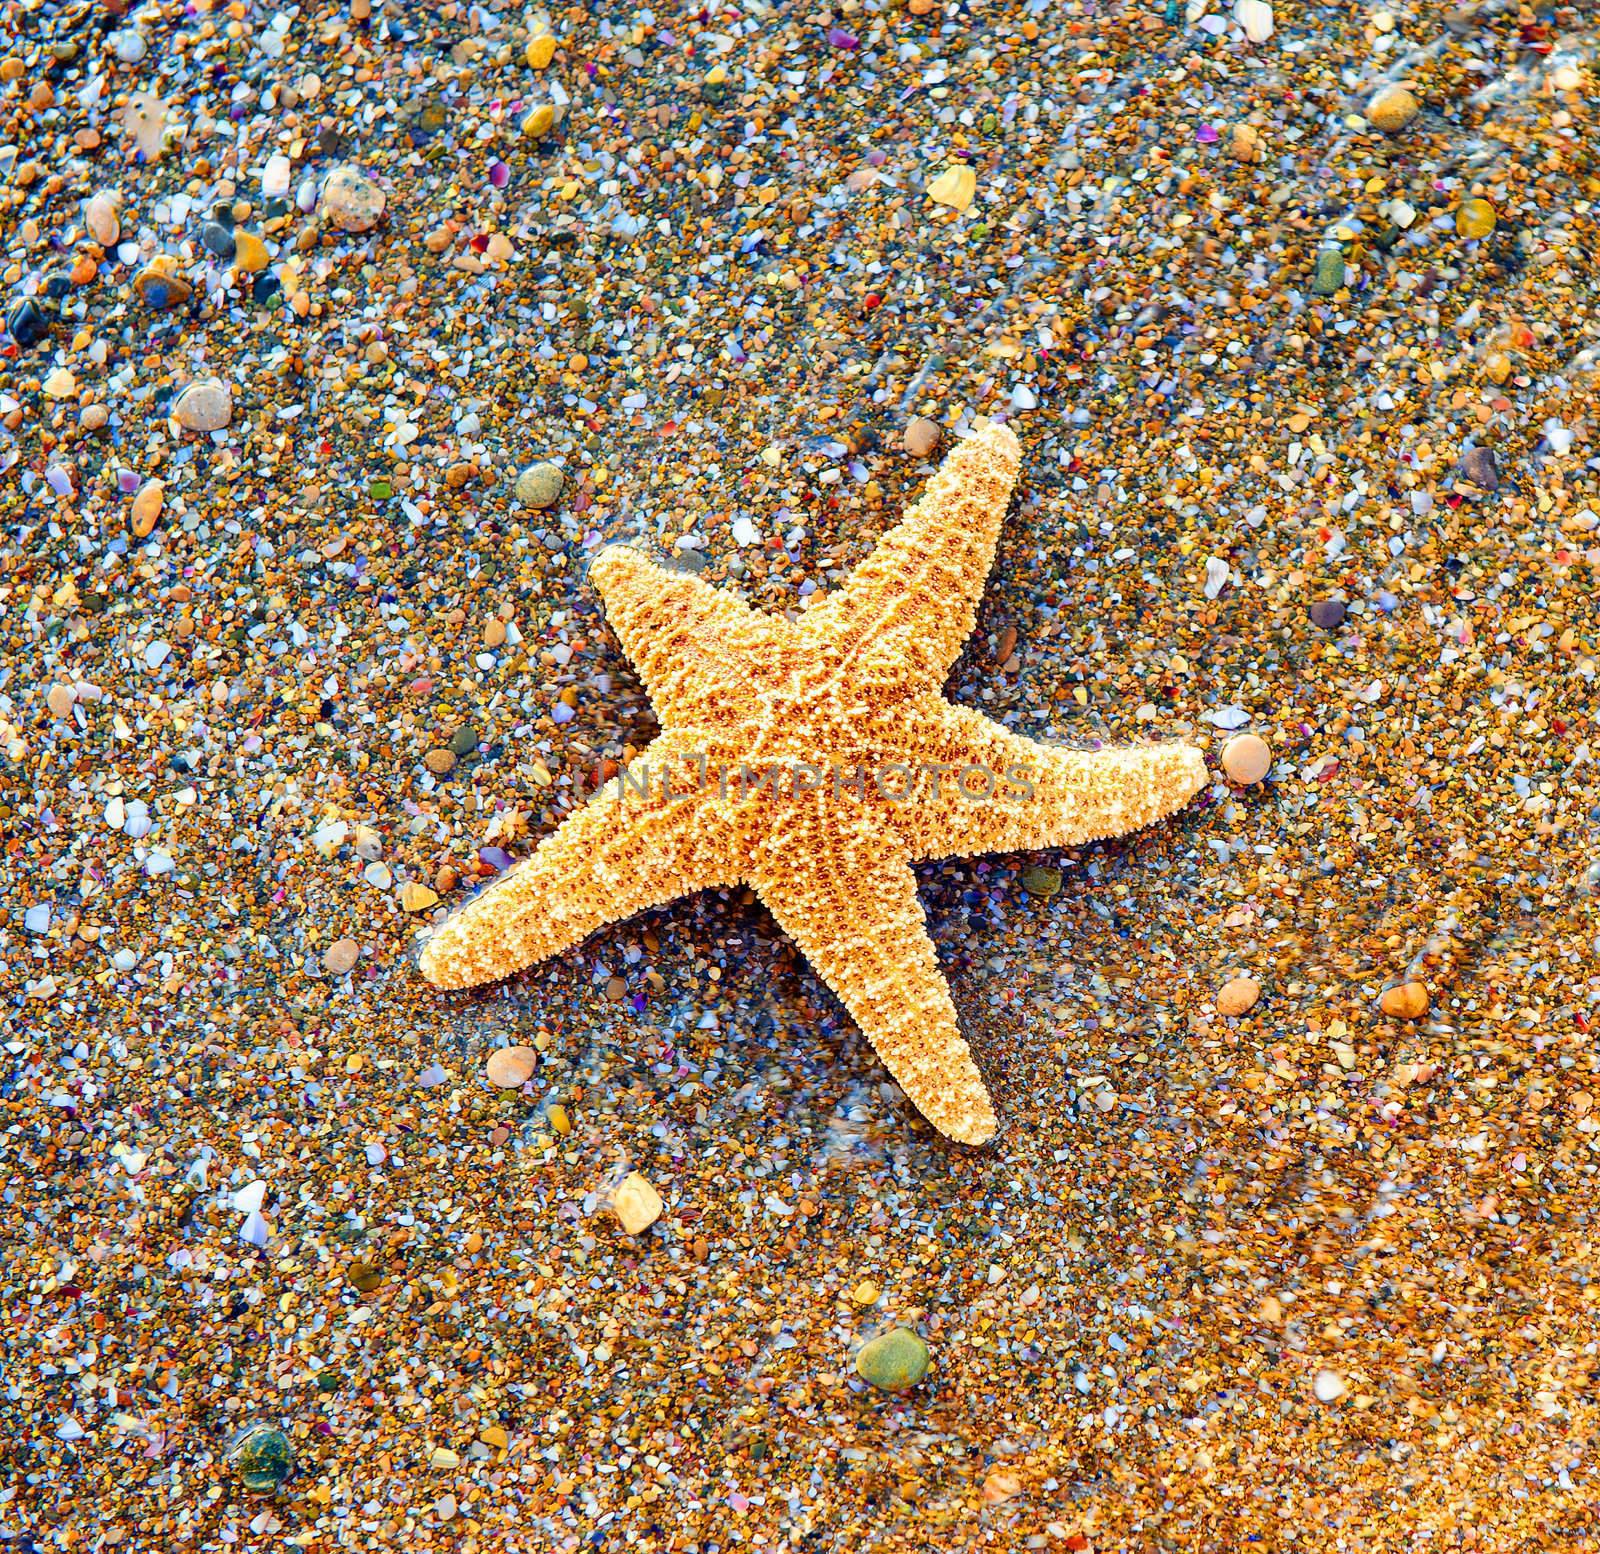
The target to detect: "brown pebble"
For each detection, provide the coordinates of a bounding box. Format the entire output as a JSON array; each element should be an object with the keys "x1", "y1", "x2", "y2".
[
  {"x1": 1366, "y1": 83, "x2": 1419, "y2": 133},
  {"x1": 1380, "y1": 981, "x2": 1429, "y2": 1020},
  {"x1": 1221, "y1": 733, "x2": 1272, "y2": 785},
  {"x1": 323, "y1": 938, "x2": 360, "y2": 975},
  {"x1": 903, "y1": 417, "x2": 941, "y2": 458},
  {"x1": 485, "y1": 1046, "x2": 539, "y2": 1088},
  {"x1": 1216, "y1": 976, "x2": 1261, "y2": 1017},
  {"x1": 424, "y1": 748, "x2": 456, "y2": 775},
  {"x1": 46, "y1": 683, "x2": 75, "y2": 719},
  {"x1": 130, "y1": 479, "x2": 164, "y2": 538}
]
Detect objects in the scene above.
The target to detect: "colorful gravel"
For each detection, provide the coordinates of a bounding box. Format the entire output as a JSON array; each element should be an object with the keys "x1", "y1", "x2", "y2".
[{"x1": 4, "y1": 0, "x2": 1600, "y2": 1549}]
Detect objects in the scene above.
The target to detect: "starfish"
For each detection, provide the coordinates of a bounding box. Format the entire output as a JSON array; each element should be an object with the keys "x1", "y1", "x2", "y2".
[{"x1": 419, "y1": 423, "x2": 1206, "y2": 1143}]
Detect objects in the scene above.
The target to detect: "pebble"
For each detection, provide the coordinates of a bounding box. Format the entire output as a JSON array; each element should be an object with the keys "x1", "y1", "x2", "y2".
[
  {"x1": 903, "y1": 417, "x2": 941, "y2": 458},
  {"x1": 521, "y1": 103, "x2": 557, "y2": 140},
  {"x1": 172, "y1": 378, "x2": 232, "y2": 432},
  {"x1": 1455, "y1": 198, "x2": 1496, "y2": 240},
  {"x1": 514, "y1": 461, "x2": 564, "y2": 509},
  {"x1": 262, "y1": 155, "x2": 292, "y2": 199},
  {"x1": 319, "y1": 164, "x2": 386, "y2": 233},
  {"x1": 130, "y1": 479, "x2": 164, "y2": 539},
  {"x1": 1215, "y1": 976, "x2": 1261, "y2": 1017},
  {"x1": 1379, "y1": 981, "x2": 1430, "y2": 1020},
  {"x1": 323, "y1": 938, "x2": 360, "y2": 975},
  {"x1": 232, "y1": 231, "x2": 269, "y2": 274},
  {"x1": 981, "y1": 1469, "x2": 1023, "y2": 1504},
  {"x1": 1235, "y1": 0, "x2": 1273, "y2": 43},
  {"x1": 109, "y1": 29, "x2": 147, "y2": 64},
  {"x1": 484, "y1": 1046, "x2": 539, "y2": 1088},
  {"x1": 1221, "y1": 733, "x2": 1273, "y2": 785},
  {"x1": 525, "y1": 34, "x2": 557, "y2": 69},
  {"x1": 1308, "y1": 599, "x2": 1346, "y2": 631},
  {"x1": 1457, "y1": 446, "x2": 1499, "y2": 492},
  {"x1": 5, "y1": 297, "x2": 48, "y2": 348},
  {"x1": 1365, "y1": 84, "x2": 1419, "y2": 133},
  {"x1": 1021, "y1": 865, "x2": 1062, "y2": 899},
  {"x1": 200, "y1": 219, "x2": 236, "y2": 262},
  {"x1": 1313, "y1": 1370, "x2": 1348, "y2": 1404},
  {"x1": 855, "y1": 1327, "x2": 930, "y2": 1393},
  {"x1": 926, "y1": 164, "x2": 977, "y2": 214},
  {"x1": 1311, "y1": 250, "x2": 1345, "y2": 297},
  {"x1": 134, "y1": 256, "x2": 191, "y2": 311},
  {"x1": 226, "y1": 1424, "x2": 294, "y2": 1491},
  {"x1": 84, "y1": 190, "x2": 120, "y2": 247},
  {"x1": 613, "y1": 1172, "x2": 664, "y2": 1235}
]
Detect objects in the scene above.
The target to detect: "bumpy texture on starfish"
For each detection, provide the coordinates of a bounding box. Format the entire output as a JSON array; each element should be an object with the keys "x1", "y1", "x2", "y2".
[{"x1": 420, "y1": 423, "x2": 1206, "y2": 1143}]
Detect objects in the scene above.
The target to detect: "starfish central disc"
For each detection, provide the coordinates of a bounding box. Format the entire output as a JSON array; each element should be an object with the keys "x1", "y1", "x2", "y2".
[{"x1": 419, "y1": 423, "x2": 1207, "y2": 1145}]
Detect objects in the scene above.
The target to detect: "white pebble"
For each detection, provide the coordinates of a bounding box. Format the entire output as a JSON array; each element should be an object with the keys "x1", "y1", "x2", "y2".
[
  {"x1": 731, "y1": 515, "x2": 760, "y2": 547},
  {"x1": 110, "y1": 29, "x2": 148, "y2": 63},
  {"x1": 233, "y1": 1180, "x2": 267, "y2": 1214},
  {"x1": 1313, "y1": 1369, "x2": 1347, "y2": 1403},
  {"x1": 144, "y1": 640, "x2": 171, "y2": 670},
  {"x1": 24, "y1": 904, "x2": 51, "y2": 935},
  {"x1": 262, "y1": 154, "x2": 293, "y2": 198},
  {"x1": 1009, "y1": 383, "x2": 1038, "y2": 410},
  {"x1": 1235, "y1": 0, "x2": 1273, "y2": 43},
  {"x1": 1203, "y1": 556, "x2": 1230, "y2": 600}
]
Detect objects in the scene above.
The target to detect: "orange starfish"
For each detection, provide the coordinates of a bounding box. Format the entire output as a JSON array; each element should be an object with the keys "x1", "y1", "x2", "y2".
[{"x1": 420, "y1": 423, "x2": 1206, "y2": 1143}]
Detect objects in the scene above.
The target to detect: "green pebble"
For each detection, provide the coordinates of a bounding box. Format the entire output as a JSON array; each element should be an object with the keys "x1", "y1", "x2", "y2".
[
  {"x1": 1021, "y1": 865, "x2": 1062, "y2": 899},
  {"x1": 855, "y1": 1327, "x2": 930, "y2": 1393},
  {"x1": 226, "y1": 1423, "x2": 294, "y2": 1492},
  {"x1": 449, "y1": 725, "x2": 480, "y2": 756},
  {"x1": 369, "y1": 478, "x2": 393, "y2": 500},
  {"x1": 1312, "y1": 250, "x2": 1345, "y2": 297}
]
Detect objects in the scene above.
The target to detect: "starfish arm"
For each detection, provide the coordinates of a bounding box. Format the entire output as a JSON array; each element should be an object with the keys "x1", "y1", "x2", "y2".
[
  {"x1": 419, "y1": 732, "x2": 741, "y2": 990},
  {"x1": 795, "y1": 421, "x2": 1021, "y2": 700},
  {"x1": 750, "y1": 808, "x2": 997, "y2": 1145},
  {"x1": 588, "y1": 545, "x2": 779, "y2": 726},
  {"x1": 881, "y1": 698, "x2": 1208, "y2": 862}
]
